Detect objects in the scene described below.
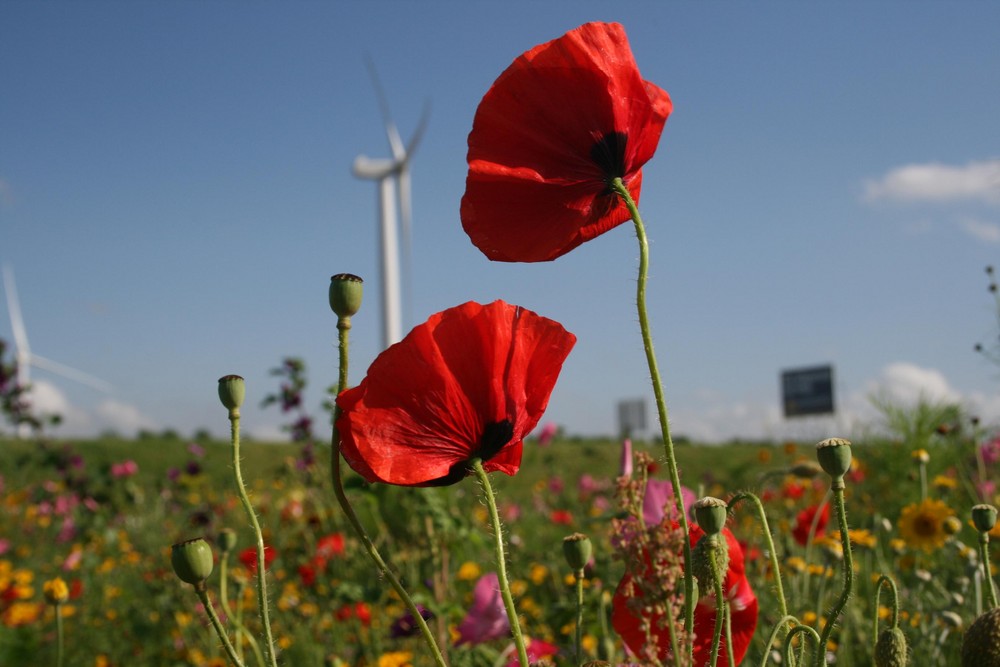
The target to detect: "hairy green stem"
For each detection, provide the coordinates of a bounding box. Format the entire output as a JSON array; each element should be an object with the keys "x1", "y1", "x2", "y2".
[
  {"x1": 228, "y1": 412, "x2": 278, "y2": 667},
  {"x1": 757, "y1": 615, "x2": 802, "y2": 667},
  {"x1": 728, "y1": 492, "x2": 790, "y2": 618},
  {"x1": 785, "y1": 624, "x2": 822, "y2": 666},
  {"x1": 573, "y1": 570, "x2": 585, "y2": 664},
  {"x1": 196, "y1": 586, "x2": 247, "y2": 667},
  {"x1": 54, "y1": 603, "x2": 64, "y2": 667},
  {"x1": 816, "y1": 485, "x2": 854, "y2": 666},
  {"x1": 611, "y1": 177, "x2": 695, "y2": 646},
  {"x1": 707, "y1": 539, "x2": 727, "y2": 667},
  {"x1": 329, "y1": 318, "x2": 448, "y2": 667},
  {"x1": 873, "y1": 575, "x2": 900, "y2": 647},
  {"x1": 472, "y1": 459, "x2": 529, "y2": 666},
  {"x1": 979, "y1": 533, "x2": 998, "y2": 609}
]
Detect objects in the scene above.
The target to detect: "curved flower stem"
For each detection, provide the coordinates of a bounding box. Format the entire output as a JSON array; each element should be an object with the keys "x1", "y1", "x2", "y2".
[
  {"x1": 195, "y1": 585, "x2": 247, "y2": 667},
  {"x1": 728, "y1": 492, "x2": 790, "y2": 617},
  {"x1": 610, "y1": 177, "x2": 695, "y2": 644},
  {"x1": 757, "y1": 615, "x2": 802, "y2": 667},
  {"x1": 815, "y1": 484, "x2": 854, "y2": 667},
  {"x1": 329, "y1": 318, "x2": 448, "y2": 667},
  {"x1": 979, "y1": 532, "x2": 998, "y2": 609},
  {"x1": 220, "y1": 566, "x2": 265, "y2": 667},
  {"x1": 228, "y1": 412, "x2": 279, "y2": 667},
  {"x1": 872, "y1": 575, "x2": 900, "y2": 647},
  {"x1": 471, "y1": 459, "x2": 529, "y2": 666},
  {"x1": 784, "y1": 624, "x2": 821, "y2": 666}
]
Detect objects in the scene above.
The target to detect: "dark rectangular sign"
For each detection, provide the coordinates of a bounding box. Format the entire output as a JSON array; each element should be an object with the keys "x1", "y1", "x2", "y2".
[{"x1": 781, "y1": 365, "x2": 835, "y2": 417}]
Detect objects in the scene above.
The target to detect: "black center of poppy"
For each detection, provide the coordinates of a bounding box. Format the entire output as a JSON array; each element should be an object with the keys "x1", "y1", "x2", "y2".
[
  {"x1": 590, "y1": 131, "x2": 628, "y2": 182},
  {"x1": 424, "y1": 419, "x2": 515, "y2": 487}
]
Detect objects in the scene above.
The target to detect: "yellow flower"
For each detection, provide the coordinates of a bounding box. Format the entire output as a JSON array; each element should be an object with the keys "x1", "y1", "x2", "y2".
[
  {"x1": 43, "y1": 578, "x2": 69, "y2": 605},
  {"x1": 529, "y1": 563, "x2": 548, "y2": 585},
  {"x1": 2, "y1": 601, "x2": 42, "y2": 627},
  {"x1": 911, "y1": 449, "x2": 930, "y2": 464},
  {"x1": 933, "y1": 475, "x2": 958, "y2": 491},
  {"x1": 785, "y1": 556, "x2": 807, "y2": 574},
  {"x1": 898, "y1": 498, "x2": 954, "y2": 552},
  {"x1": 457, "y1": 561, "x2": 481, "y2": 581},
  {"x1": 377, "y1": 651, "x2": 413, "y2": 667}
]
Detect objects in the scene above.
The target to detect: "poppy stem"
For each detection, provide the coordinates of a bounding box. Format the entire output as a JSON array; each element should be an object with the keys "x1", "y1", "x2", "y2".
[
  {"x1": 195, "y1": 585, "x2": 248, "y2": 667},
  {"x1": 227, "y1": 411, "x2": 279, "y2": 667},
  {"x1": 54, "y1": 602, "x2": 64, "y2": 667},
  {"x1": 471, "y1": 458, "x2": 529, "y2": 667},
  {"x1": 872, "y1": 574, "x2": 900, "y2": 648},
  {"x1": 610, "y1": 177, "x2": 696, "y2": 646},
  {"x1": 815, "y1": 485, "x2": 854, "y2": 667},
  {"x1": 706, "y1": 536, "x2": 727, "y2": 667},
  {"x1": 329, "y1": 318, "x2": 449, "y2": 667}
]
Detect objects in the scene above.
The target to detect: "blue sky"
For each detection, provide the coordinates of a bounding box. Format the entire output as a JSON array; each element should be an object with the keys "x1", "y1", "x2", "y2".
[{"x1": 2, "y1": 2, "x2": 999, "y2": 443}]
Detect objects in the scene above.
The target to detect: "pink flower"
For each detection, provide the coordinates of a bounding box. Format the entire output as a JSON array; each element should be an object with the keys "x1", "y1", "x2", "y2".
[
  {"x1": 456, "y1": 573, "x2": 510, "y2": 645},
  {"x1": 110, "y1": 460, "x2": 138, "y2": 478},
  {"x1": 980, "y1": 437, "x2": 1000, "y2": 466},
  {"x1": 536, "y1": 422, "x2": 558, "y2": 447},
  {"x1": 643, "y1": 478, "x2": 696, "y2": 527},
  {"x1": 620, "y1": 438, "x2": 633, "y2": 477}
]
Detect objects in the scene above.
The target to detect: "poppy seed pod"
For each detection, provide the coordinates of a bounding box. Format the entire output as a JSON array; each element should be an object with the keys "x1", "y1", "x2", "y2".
[
  {"x1": 692, "y1": 496, "x2": 728, "y2": 536},
  {"x1": 973, "y1": 504, "x2": 999, "y2": 533},
  {"x1": 790, "y1": 461, "x2": 823, "y2": 479},
  {"x1": 562, "y1": 533, "x2": 592, "y2": 572},
  {"x1": 874, "y1": 626, "x2": 908, "y2": 667},
  {"x1": 962, "y1": 607, "x2": 1000, "y2": 666},
  {"x1": 218, "y1": 528, "x2": 238, "y2": 554},
  {"x1": 329, "y1": 273, "x2": 364, "y2": 319},
  {"x1": 171, "y1": 538, "x2": 214, "y2": 587},
  {"x1": 217, "y1": 375, "x2": 245, "y2": 412},
  {"x1": 816, "y1": 437, "x2": 853, "y2": 485}
]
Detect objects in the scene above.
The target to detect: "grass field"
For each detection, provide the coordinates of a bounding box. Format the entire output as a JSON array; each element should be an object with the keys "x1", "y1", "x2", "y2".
[{"x1": 0, "y1": 429, "x2": 995, "y2": 666}]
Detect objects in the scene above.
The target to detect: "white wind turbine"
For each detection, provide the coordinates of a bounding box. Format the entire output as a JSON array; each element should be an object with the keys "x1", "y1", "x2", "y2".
[
  {"x1": 352, "y1": 60, "x2": 429, "y2": 350},
  {"x1": 3, "y1": 264, "x2": 112, "y2": 436}
]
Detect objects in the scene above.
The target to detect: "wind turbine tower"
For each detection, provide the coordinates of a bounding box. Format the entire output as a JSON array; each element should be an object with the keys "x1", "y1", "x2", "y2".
[
  {"x1": 352, "y1": 61, "x2": 428, "y2": 350},
  {"x1": 3, "y1": 264, "x2": 112, "y2": 437}
]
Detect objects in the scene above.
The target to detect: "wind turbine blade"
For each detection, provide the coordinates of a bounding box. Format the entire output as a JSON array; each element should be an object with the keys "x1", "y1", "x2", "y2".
[
  {"x1": 2, "y1": 264, "x2": 30, "y2": 357},
  {"x1": 29, "y1": 353, "x2": 113, "y2": 393},
  {"x1": 364, "y1": 55, "x2": 405, "y2": 160},
  {"x1": 404, "y1": 101, "x2": 431, "y2": 159}
]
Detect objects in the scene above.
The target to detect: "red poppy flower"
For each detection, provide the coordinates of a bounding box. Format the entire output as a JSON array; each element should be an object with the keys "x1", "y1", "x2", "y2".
[
  {"x1": 793, "y1": 503, "x2": 830, "y2": 546},
  {"x1": 316, "y1": 533, "x2": 345, "y2": 561},
  {"x1": 611, "y1": 524, "x2": 758, "y2": 666},
  {"x1": 461, "y1": 22, "x2": 672, "y2": 263},
  {"x1": 238, "y1": 545, "x2": 276, "y2": 574},
  {"x1": 336, "y1": 301, "x2": 575, "y2": 486}
]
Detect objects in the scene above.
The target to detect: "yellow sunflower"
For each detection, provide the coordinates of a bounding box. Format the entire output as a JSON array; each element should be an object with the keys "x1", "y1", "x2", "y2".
[{"x1": 897, "y1": 498, "x2": 954, "y2": 552}]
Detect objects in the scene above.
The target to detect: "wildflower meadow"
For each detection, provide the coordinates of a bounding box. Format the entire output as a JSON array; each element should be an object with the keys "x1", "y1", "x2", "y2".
[{"x1": 2, "y1": 19, "x2": 999, "y2": 667}]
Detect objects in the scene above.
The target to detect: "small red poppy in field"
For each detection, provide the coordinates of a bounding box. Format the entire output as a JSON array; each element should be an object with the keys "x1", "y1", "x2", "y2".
[
  {"x1": 611, "y1": 524, "x2": 758, "y2": 666},
  {"x1": 316, "y1": 533, "x2": 345, "y2": 561},
  {"x1": 793, "y1": 503, "x2": 830, "y2": 546},
  {"x1": 461, "y1": 21, "x2": 672, "y2": 263},
  {"x1": 238, "y1": 545, "x2": 276, "y2": 574},
  {"x1": 336, "y1": 300, "x2": 575, "y2": 486}
]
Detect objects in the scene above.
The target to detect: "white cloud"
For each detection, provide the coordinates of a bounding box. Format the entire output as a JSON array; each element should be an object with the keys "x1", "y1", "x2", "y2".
[
  {"x1": 957, "y1": 217, "x2": 1000, "y2": 243},
  {"x1": 863, "y1": 361, "x2": 962, "y2": 405},
  {"x1": 95, "y1": 400, "x2": 158, "y2": 436},
  {"x1": 27, "y1": 381, "x2": 94, "y2": 435},
  {"x1": 864, "y1": 159, "x2": 1000, "y2": 204}
]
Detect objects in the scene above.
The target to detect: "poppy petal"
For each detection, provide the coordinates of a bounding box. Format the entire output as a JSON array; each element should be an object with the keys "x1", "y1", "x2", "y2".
[
  {"x1": 336, "y1": 301, "x2": 575, "y2": 486},
  {"x1": 462, "y1": 22, "x2": 671, "y2": 263}
]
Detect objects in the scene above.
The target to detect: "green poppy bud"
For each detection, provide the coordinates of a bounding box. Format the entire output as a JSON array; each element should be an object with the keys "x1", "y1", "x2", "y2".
[
  {"x1": 962, "y1": 607, "x2": 1000, "y2": 666},
  {"x1": 218, "y1": 528, "x2": 238, "y2": 554},
  {"x1": 972, "y1": 504, "x2": 999, "y2": 533},
  {"x1": 329, "y1": 273, "x2": 364, "y2": 319},
  {"x1": 816, "y1": 437, "x2": 853, "y2": 487},
  {"x1": 692, "y1": 496, "x2": 728, "y2": 536},
  {"x1": 790, "y1": 461, "x2": 823, "y2": 479},
  {"x1": 218, "y1": 375, "x2": 245, "y2": 412},
  {"x1": 171, "y1": 538, "x2": 214, "y2": 588},
  {"x1": 874, "y1": 626, "x2": 908, "y2": 667},
  {"x1": 691, "y1": 533, "x2": 729, "y2": 590},
  {"x1": 562, "y1": 533, "x2": 592, "y2": 573}
]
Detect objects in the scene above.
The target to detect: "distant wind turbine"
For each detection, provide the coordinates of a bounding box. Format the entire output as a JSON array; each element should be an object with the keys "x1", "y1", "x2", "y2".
[
  {"x1": 3, "y1": 264, "x2": 112, "y2": 436},
  {"x1": 352, "y1": 59, "x2": 429, "y2": 350}
]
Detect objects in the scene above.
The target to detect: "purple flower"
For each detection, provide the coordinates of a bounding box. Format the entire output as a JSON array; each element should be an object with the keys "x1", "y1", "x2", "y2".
[
  {"x1": 980, "y1": 437, "x2": 1000, "y2": 466},
  {"x1": 389, "y1": 604, "x2": 435, "y2": 639},
  {"x1": 186, "y1": 442, "x2": 206, "y2": 458},
  {"x1": 456, "y1": 573, "x2": 510, "y2": 645}
]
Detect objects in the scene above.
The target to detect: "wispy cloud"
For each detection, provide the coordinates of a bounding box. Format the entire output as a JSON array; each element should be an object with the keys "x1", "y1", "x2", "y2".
[
  {"x1": 864, "y1": 159, "x2": 1000, "y2": 205},
  {"x1": 957, "y1": 217, "x2": 1000, "y2": 243}
]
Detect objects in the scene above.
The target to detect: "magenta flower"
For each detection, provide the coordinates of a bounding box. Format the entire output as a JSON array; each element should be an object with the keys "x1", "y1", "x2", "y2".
[
  {"x1": 110, "y1": 460, "x2": 138, "y2": 478},
  {"x1": 620, "y1": 438, "x2": 633, "y2": 477},
  {"x1": 643, "y1": 478, "x2": 696, "y2": 526},
  {"x1": 536, "y1": 422, "x2": 558, "y2": 447},
  {"x1": 455, "y1": 573, "x2": 510, "y2": 645},
  {"x1": 980, "y1": 436, "x2": 1000, "y2": 466},
  {"x1": 505, "y1": 637, "x2": 559, "y2": 666}
]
